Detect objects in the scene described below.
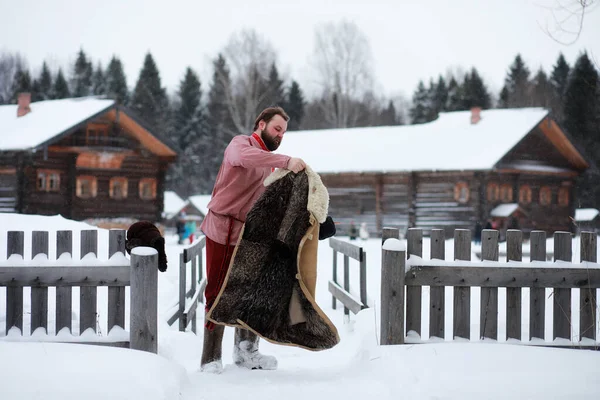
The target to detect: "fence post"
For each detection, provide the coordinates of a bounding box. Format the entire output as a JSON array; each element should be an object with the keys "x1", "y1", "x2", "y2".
[
  {"x1": 553, "y1": 231, "x2": 572, "y2": 341},
  {"x1": 331, "y1": 248, "x2": 338, "y2": 310},
  {"x1": 6, "y1": 231, "x2": 24, "y2": 334},
  {"x1": 506, "y1": 230, "x2": 523, "y2": 341},
  {"x1": 529, "y1": 231, "x2": 546, "y2": 341},
  {"x1": 381, "y1": 227, "x2": 404, "y2": 345},
  {"x1": 31, "y1": 231, "x2": 49, "y2": 334},
  {"x1": 108, "y1": 229, "x2": 126, "y2": 332},
  {"x1": 56, "y1": 230, "x2": 73, "y2": 334},
  {"x1": 453, "y1": 229, "x2": 471, "y2": 340},
  {"x1": 579, "y1": 232, "x2": 597, "y2": 341},
  {"x1": 179, "y1": 252, "x2": 186, "y2": 332},
  {"x1": 406, "y1": 228, "x2": 422, "y2": 337},
  {"x1": 429, "y1": 229, "x2": 445, "y2": 339},
  {"x1": 130, "y1": 247, "x2": 158, "y2": 353},
  {"x1": 480, "y1": 229, "x2": 499, "y2": 341}
]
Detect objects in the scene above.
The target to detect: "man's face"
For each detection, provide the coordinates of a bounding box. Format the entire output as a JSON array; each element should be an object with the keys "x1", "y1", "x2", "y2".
[{"x1": 259, "y1": 114, "x2": 287, "y2": 151}]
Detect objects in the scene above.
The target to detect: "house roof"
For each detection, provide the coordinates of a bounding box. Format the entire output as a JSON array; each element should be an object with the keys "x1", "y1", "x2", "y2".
[
  {"x1": 490, "y1": 203, "x2": 520, "y2": 218},
  {"x1": 163, "y1": 191, "x2": 186, "y2": 219},
  {"x1": 574, "y1": 208, "x2": 599, "y2": 222},
  {"x1": 187, "y1": 195, "x2": 211, "y2": 217},
  {"x1": 0, "y1": 97, "x2": 115, "y2": 151},
  {"x1": 276, "y1": 108, "x2": 579, "y2": 174}
]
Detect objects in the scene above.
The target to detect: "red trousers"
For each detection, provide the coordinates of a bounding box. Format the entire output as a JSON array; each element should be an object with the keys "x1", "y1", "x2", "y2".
[{"x1": 204, "y1": 236, "x2": 236, "y2": 329}]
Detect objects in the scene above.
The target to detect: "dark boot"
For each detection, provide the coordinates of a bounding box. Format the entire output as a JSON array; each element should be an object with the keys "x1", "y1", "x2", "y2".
[
  {"x1": 233, "y1": 328, "x2": 277, "y2": 370},
  {"x1": 200, "y1": 324, "x2": 225, "y2": 373}
]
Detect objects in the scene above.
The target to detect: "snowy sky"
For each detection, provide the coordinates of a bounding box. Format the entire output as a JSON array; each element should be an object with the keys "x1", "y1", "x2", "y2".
[{"x1": 2, "y1": 0, "x2": 599, "y2": 100}]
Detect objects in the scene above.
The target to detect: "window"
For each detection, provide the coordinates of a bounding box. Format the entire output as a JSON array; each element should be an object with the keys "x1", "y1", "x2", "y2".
[
  {"x1": 558, "y1": 187, "x2": 569, "y2": 207},
  {"x1": 110, "y1": 177, "x2": 128, "y2": 199},
  {"x1": 454, "y1": 182, "x2": 469, "y2": 203},
  {"x1": 76, "y1": 176, "x2": 97, "y2": 198},
  {"x1": 519, "y1": 185, "x2": 532, "y2": 204},
  {"x1": 500, "y1": 184, "x2": 513, "y2": 202},
  {"x1": 487, "y1": 183, "x2": 499, "y2": 201},
  {"x1": 539, "y1": 186, "x2": 552, "y2": 206},
  {"x1": 36, "y1": 169, "x2": 60, "y2": 192},
  {"x1": 86, "y1": 123, "x2": 108, "y2": 146},
  {"x1": 139, "y1": 178, "x2": 157, "y2": 200}
]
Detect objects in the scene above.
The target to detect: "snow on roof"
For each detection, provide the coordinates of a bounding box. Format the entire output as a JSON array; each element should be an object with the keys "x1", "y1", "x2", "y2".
[
  {"x1": 188, "y1": 195, "x2": 211, "y2": 217},
  {"x1": 0, "y1": 97, "x2": 115, "y2": 151},
  {"x1": 276, "y1": 108, "x2": 548, "y2": 173},
  {"x1": 162, "y1": 191, "x2": 186, "y2": 219},
  {"x1": 490, "y1": 203, "x2": 520, "y2": 217},
  {"x1": 575, "y1": 208, "x2": 599, "y2": 222}
]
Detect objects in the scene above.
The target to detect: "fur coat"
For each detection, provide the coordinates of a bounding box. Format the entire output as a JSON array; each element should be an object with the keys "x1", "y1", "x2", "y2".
[{"x1": 206, "y1": 166, "x2": 340, "y2": 351}]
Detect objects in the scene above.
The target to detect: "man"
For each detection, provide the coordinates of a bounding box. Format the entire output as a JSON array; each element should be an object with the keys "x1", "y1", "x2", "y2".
[{"x1": 199, "y1": 107, "x2": 308, "y2": 373}]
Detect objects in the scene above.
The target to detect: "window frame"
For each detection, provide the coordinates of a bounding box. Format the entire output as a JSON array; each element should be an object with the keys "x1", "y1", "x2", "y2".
[
  {"x1": 109, "y1": 177, "x2": 128, "y2": 199},
  {"x1": 76, "y1": 175, "x2": 98, "y2": 199},
  {"x1": 500, "y1": 184, "x2": 513, "y2": 202},
  {"x1": 519, "y1": 185, "x2": 532, "y2": 204},
  {"x1": 454, "y1": 181, "x2": 470, "y2": 204},
  {"x1": 139, "y1": 178, "x2": 157, "y2": 200},
  {"x1": 487, "y1": 182, "x2": 499, "y2": 202},
  {"x1": 36, "y1": 169, "x2": 61, "y2": 192},
  {"x1": 539, "y1": 186, "x2": 552, "y2": 206}
]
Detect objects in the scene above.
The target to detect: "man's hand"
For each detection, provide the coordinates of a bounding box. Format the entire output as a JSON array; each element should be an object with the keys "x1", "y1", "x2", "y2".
[{"x1": 287, "y1": 157, "x2": 306, "y2": 173}]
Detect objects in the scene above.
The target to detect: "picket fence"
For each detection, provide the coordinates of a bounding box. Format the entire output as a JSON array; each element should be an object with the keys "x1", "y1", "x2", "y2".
[
  {"x1": 380, "y1": 227, "x2": 599, "y2": 349},
  {"x1": 0, "y1": 229, "x2": 158, "y2": 353}
]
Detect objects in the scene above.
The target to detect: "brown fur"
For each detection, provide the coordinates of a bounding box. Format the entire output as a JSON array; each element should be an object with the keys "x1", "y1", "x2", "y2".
[
  {"x1": 207, "y1": 171, "x2": 339, "y2": 351},
  {"x1": 125, "y1": 221, "x2": 168, "y2": 272}
]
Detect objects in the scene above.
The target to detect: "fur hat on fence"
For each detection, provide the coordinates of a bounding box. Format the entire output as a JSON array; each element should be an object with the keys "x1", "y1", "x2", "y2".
[{"x1": 125, "y1": 221, "x2": 168, "y2": 272}]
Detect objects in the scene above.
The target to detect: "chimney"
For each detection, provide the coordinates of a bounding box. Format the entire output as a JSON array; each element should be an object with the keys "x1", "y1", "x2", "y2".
[
  {"x1": 470, "y1": 106, "x2": 481, "y2": 124},
  {"x1": 17, "y1": 92, "x2": 31, "y2": 117}
]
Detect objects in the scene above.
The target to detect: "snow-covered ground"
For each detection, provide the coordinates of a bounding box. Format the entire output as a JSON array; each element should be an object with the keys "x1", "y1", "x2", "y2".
[{"x1": 1, "y1": 213, "x2": 600, "y2": 400}]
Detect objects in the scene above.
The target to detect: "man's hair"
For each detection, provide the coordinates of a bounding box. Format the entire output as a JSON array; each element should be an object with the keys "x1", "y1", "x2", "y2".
[{"x1": 253, "y1": 106, "x2": 290, "y2": 131}]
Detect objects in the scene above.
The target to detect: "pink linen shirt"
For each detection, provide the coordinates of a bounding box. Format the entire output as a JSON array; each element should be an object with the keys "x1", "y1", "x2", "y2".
[{"x1": 200, "y1": 134, "x2": 291, "y2": 245}]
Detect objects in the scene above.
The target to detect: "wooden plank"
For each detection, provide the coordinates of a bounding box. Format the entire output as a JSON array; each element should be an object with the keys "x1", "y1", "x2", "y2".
[
  {"x1": 332, "y1": 249, "x2": 337, "y2": 310},
  {"x1": 190, "y1": 257, "x2": 197, "y2": 298},
  {"x1": 0, "y1": 267, "x2": 130, "y2": 286},
  {"x1": 453, "y1": 229, "x2": 471, "y2": 340},
  {"x1": 360, "y1": 254, "x2": 368, "y2": 309},
  {"x1": 178, "y1": 253, "x2": 186, "y2": 332},
  {"x1": 56, "y1": 230, "x2": 73, "y2": 334},
  {"x1": 343, "y1": 255, "x2": 350, "y2": 316},
  {"x1": 183, "y1": 282, "x2": 205, "y2": 332},
  {"x1": 80, "y1": 230, "x2": 98, "y2": 334},
  {"x1": 579, "y1": 232, "x2": 597, "y2": 341},
  {"x1": 31, "y1": 231, "x2": 49, "y2": 333},
  {"x1": 506, "y1": 230, "x2": 522, "y2": 341},
  {"x1": 406, "y1": 228, "x2": 422, "y2": 336},
  {"x1": 405, "y1": 266, "x2": 600, "y2": 288},
  {"x1": 429, "y1": 229, "x2": 445, "y2": 339},
  {"x1": 108, "y1": 230, "x2": 126, "y2": 331},
  {"x1": 381, "y1": 227, "x2": 400, "y2": 244},
  {"x1": 183, "y1": 236, "x2": 206, "y2": 263},
  {"x1": 328, "y1": 281, "x2": 363, "y2": 314},
  {"x1": 380, "y1": 242, "x2": 405, "y2": 345},
  {"x1": 6, "y1": 231, "x2": 24, "y2": 334},
  {"x1": 553, "y1": 232, "x2": 572, "y2": 341},
  {"x1": 130, "y1": 250, "x2": 158, "y2": 353},
  {"x1": 529, "y1": 231, "x2": 546, "y2": 340},
  {"x1": 329, "y1": 237, "x2": 363, "y2": 261},
  {"x1": 480, "y1": 229, "x2": 499, "y2": 340}
]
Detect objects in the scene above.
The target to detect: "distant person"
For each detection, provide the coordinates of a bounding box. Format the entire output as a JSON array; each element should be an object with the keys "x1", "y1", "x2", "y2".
[
  {"x1": 359, "y1": 222, "x2": 369, "y2": 241},
  {"x1": 349, "y1": 221, "x2": 358, "y2": 240},
  {"x1": 176, "y1": 212, "x2": 186, "y2": 244}
]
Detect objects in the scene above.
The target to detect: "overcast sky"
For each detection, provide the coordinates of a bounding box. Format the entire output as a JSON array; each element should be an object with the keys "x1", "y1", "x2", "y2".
[{"x1": 1, "y1": 0, "x2": 599, "y2": 101}]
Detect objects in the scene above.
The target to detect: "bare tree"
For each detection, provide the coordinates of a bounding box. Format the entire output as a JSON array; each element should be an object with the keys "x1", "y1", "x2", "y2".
[
  {"x1": 220, "y1": 29, "x2": 280, "y2": 134},
  {"x1": 0, "y1": 52, "x2": 27, "y2": 104},
  {"x1": 310, "y1": 20, "x2": 375, "y2": 128},
  {"x1": 537, "y1": 0, "x2": 598, "y2": 45}
]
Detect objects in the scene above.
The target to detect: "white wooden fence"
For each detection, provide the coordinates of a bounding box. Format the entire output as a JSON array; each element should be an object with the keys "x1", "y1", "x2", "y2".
[
  {"x1": 0, "y1": 229, "x2": 158, "y2": 353},
  {"x1": 381, "y1": 227, "x2": 599, "y2": 348},
  {"x1": 167, "y1": 236, "x2": 206, "y2": 333},
  {"x1": 328, "y1": 237, "x2": 368, "y2": 316}
]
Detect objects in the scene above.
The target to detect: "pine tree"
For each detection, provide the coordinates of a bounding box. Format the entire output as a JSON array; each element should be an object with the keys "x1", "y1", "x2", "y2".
[
  {"x1": 130, "y1": 52, "x2": 169, "y2": 132},
  {"x1": 52, "y1": 68, "x2": 70, "y2": 99},
  {"x1": 284, "y1": 80, "x2": 305, "y2": 131},
  {"x1": 10, "y1": 67, "x2": 32, "y2": 103},
  {"x1": 462, "y1": 68, "x2": 491, "y2": 109},
  {"x1": 105, "y1": 56, "x2": 128, "y2": 104},
  {"x1": 432, "y1": 75, "x2": 448, "y2": 115},
  {"x1": 37, "y1": 62, "x2": 53, "y2": 100},
  {"x1": 446, "y1": 77, "x2": 463, "y2": 111},
  {"x1": 92, "y1": 62, "x2": 106, "y2": 95},
  {"x1": 503, "y1": 54, "x2": 532, "y2": 107},
  {"x1": 264, "y1": 63, "x2": 285, "y2": 108},
  {"x1": 174, "y1": 67, "x2": 204, "y2": 149},
  {"x1": 550, "y1": 53, "x2": 570, "y2": 120},
  {"x1": 531, "y1": 68, "x2": 553, "y2": 108},
  {"x1": 409, "y1": 80, "x2": 430, "y2": 124},
  {"x1": 424, "y1": 79, "x2": 438, "y2": 121},
  {"x1": 31, "y1": 79, "x2": 42, "y2": 102},
  {"x1": 71, "y1": 49, "x2": 93, "y2": 97},
  {"x1": 563, "y1": 52, "x2": 600, "y2": 207},
  {"x1": 497, "y1": 86, "x2": 509, "y2": 108},
  {"x1": 379, "y1": 100, "x2": 398, "y2": 125}
]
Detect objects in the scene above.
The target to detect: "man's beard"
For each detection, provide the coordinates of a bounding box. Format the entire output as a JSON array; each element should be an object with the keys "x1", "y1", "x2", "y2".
[{"x1": 261, "y1": 131, "x2": 280, "y2": 151}]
